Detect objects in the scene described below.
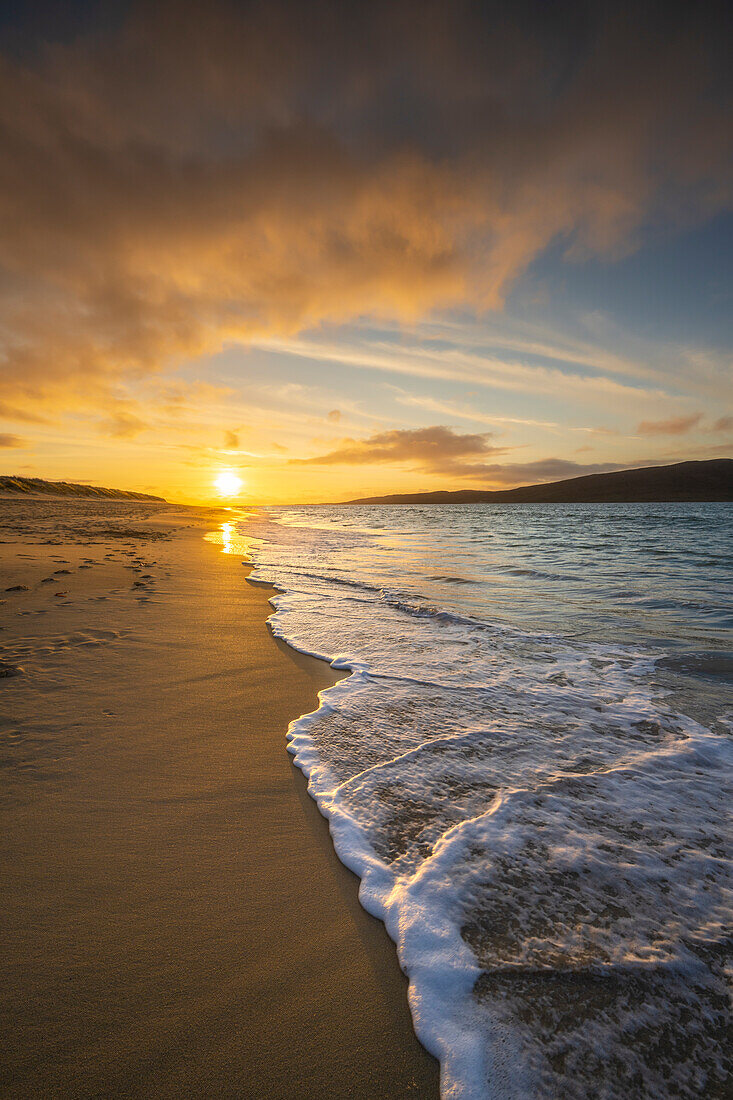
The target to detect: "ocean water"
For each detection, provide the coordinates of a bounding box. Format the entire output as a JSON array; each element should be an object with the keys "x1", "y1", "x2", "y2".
[{"x1": 237, "y1": 503, "x2": 732, "y2": 1099}]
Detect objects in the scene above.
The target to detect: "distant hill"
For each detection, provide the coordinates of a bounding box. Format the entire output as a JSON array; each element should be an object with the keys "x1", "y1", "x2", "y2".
[
  {"x1": 0, "y1": 476, "x2": 165, "y2": 503},
  {"x1": 346, "y1": 459, "x2": 733, "y2": 505}
]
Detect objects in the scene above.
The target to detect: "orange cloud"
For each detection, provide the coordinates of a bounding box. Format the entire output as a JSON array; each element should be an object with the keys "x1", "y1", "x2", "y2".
[
  {"x1": 292, "y1": 424, "x2": 629, "y2": 484},
  {"x1": 292, "y1": 425, "x2": 502, "y2": 475},
  {"x1": 0, "y1": 403, "x2": 50, "y2": 425},
  {"x1": 637, "y1": 414, "x2": 702, "y2": 436},
  {"x1": 0, "y1": 1, "x2": 730, "y2": 425},
  {"x1": 98, "y1": 411, "x2": 149, "y2": 439}
]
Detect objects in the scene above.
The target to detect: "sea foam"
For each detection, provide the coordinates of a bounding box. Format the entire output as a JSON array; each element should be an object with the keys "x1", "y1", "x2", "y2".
[{"x1": 242, "y1": 503, "x2": 733, "y2": 1098}]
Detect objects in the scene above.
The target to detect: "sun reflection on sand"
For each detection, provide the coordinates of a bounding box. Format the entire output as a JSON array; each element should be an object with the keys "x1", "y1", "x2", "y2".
[{"x1": 207, "y1": 515, "x2": 255, "y2": 561}]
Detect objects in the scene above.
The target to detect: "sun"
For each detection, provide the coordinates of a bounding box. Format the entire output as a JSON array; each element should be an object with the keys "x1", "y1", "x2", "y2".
[{"x1": 214, "y1": 470, "x2": 243, "y2": 497}]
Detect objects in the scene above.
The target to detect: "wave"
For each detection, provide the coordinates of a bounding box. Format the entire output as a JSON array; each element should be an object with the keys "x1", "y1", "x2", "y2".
[
  {"x1": 284, "y1": 671, "x2": 731, "y2": 1098},
  {"x1": 239, "y1": 505, "x2": 733, "y2": 1098}
]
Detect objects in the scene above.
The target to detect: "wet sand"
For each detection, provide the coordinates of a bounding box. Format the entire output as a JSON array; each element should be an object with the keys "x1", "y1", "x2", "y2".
[{"x1": 0, "y1": 498, "x2": 439, "y2": 1098}]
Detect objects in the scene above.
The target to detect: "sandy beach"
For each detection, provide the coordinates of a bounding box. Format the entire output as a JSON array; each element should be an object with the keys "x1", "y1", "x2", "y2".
[{"x1": 0, "y1": 497, "x2": 439, "y2": 1098}]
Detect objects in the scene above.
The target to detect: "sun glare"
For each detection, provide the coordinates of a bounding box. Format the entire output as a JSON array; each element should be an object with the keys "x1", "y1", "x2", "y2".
[{"x1": 214, "y1": 470, "x2": 243, "y2": 497}]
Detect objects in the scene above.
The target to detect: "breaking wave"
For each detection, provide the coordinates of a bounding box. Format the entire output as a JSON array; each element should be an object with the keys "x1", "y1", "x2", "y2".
[{"x1": 241, "y1": 502, "x2": 732, "y2": 1098}]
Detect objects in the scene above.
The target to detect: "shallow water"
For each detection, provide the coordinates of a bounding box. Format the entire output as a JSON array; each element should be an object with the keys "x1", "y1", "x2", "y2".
[{"x1": 240, "y1": 503, "x2": 732, "y2": 1099}]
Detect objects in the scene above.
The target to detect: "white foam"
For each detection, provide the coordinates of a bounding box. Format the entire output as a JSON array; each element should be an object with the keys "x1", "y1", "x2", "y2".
[{"x1": 241, "y1": 505, "x2": 733, "y2": 1098}]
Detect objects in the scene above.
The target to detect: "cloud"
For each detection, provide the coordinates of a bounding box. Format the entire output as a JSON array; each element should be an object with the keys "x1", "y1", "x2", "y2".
[
  {"x1": 392, "y1": 389, "x2": 558, "y2": 428},
  {"x1": 258, "y1": 332, "x2": 692, "y2": 415},
  {"x1": 292, "y1": 425, "x2": 501, "y2": 475},
  {"x1": 0, "y1": 0, "x2": 730, "y2": 417},
  {"x1": 224, "y1": 430, "x2": 240, "y2": 448},
  {"x1": 0, "y1": 402, "x2": 49, "y2": 424},
  {"x1": 98, "y1": 411, "x2": 149, "y2": 438},
  {"x1": 327, "y1": 409, "x2": 342, "y2": 422},
  {"x1": 473, "y1": 459, "x2": 626, "y2": 486},
  {"x1": 637, "y1": 413, "x2": 702, "y2": 435},
  {"x1": 713, "y1": 416, "x2": 733, "y2": 432},
  {"x1": 0, "y1": 433, "x2": 28, "y2": 447},
  {"x1": 293, "y1": 424, "x2": 628, "y2": 484}
]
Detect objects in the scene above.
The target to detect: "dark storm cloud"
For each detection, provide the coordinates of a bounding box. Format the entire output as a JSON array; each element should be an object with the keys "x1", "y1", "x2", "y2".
[{"x1": 0, "y1": 0, "x2": 730, "y2": 415}]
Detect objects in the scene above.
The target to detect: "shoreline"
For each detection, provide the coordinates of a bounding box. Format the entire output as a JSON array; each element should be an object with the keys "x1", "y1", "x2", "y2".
[{"x1": 0, "y1": 499, "x2": 439, "y2": 1098}]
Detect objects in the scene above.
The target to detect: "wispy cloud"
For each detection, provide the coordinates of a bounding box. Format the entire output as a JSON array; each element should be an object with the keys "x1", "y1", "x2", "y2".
[
  {"x1": 98, "y1": 411, "x2": 149, "y2": 439},
  {"x1": 0, "y1": 433, "x2": 28, "y2": 448},
  {"x1": 0, "y1": 403, "x2": 50, "y2": 425},
  {"x1": 259, "y1": 333, "x2": 684, "y2": 417},
  {"x1": 390, "y1": 389, "x2": 558, "y2": 429},
  {"x1": 637, "y1": 414, "x2": 702, "y2": 436}
]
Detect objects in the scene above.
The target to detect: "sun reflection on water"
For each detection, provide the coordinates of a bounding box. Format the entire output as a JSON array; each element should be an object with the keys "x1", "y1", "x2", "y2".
[
  {"x1": 213, "y1": 515, "x2": 255, "y2": 561},
  {"x1": 203, "y1": 511, "x2": 255, "y2": 560}
]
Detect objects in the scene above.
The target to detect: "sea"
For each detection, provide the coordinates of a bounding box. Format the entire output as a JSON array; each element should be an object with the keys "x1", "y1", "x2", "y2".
[{"x1": 235, "y1": 502, "x2": 732, "y2": 1099}]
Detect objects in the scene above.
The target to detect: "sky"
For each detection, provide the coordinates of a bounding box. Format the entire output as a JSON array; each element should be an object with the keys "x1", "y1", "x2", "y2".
[{"x1": 0, "y1": 0, "x2": 731, "y2": 504}]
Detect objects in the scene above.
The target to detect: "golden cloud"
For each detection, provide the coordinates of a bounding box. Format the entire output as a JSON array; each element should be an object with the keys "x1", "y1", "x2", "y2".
[
  {"x1": 292, "y1": 423, "x2": 629, "y2": 483},
  {"x1": 637, "y1": 414, "x2": 702, "y2": 436},
  {"x1": 292, "y1": 425, "x2": 499, "y2": 472},
  {"x1": 0, "y1": 1, "x2": 730, "y2": 423}
]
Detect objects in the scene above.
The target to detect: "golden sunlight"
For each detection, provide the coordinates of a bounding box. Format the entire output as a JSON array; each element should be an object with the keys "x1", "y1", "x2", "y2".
[
  {"x1": 221, "y1": 521, "x2": 234, "y2": 553},
  {"x1": 214, "y1": 470, "x2": 243, "y2": 497}
]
